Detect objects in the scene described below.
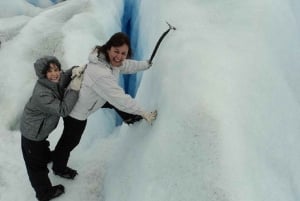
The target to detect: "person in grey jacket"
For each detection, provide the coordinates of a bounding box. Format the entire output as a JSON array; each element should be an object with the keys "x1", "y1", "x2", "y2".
[
  {"x1": 51, "y1": 32, "x2": 157, "y2": 179},
  {"x1": 20, "y1": 56, "x2": 83, "y2": 201}
]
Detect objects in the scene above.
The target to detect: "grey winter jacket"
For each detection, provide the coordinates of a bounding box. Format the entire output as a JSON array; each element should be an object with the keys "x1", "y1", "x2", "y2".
[
  {"x1": 69, "y1": 52, "x2": 150, "y2": 120},
  {"x1": 20, "y1": 56, "x2": 79, "y2": 141}
]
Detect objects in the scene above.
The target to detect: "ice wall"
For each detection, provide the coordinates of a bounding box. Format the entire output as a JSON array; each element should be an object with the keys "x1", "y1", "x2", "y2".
[{"x1": 103, "y1": 0, "x2": 300, "y2": 201}]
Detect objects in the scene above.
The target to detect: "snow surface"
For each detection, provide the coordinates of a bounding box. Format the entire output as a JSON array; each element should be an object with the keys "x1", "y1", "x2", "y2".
[{"x1": 1, "y1": 0, "x2": 300, "y2": 200}]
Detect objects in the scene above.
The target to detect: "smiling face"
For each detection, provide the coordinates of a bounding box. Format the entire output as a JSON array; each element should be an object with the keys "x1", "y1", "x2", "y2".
[
  {"x1": 107, "y1": 44, "x2": 129, "y2": 67},
  {"x1": 46, "y1": 63, "x2": 61, "y2": 83}
]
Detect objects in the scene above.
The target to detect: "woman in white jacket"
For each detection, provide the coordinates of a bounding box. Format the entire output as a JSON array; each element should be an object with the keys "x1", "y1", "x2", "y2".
[{"x1": 51, "y1": 32, "x2": 157, "y2": 179}]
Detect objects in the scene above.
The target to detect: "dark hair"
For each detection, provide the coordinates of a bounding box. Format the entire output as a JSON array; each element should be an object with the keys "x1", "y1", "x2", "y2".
[
  {"x1": 95, "y1": 32, "x2": 132, "y2": 62},
  {"x1": 42, "y1": 58, "x2": 61, "y2": 75}
]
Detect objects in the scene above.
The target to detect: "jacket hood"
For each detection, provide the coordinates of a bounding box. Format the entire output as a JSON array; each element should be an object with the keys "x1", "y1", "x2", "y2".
[
  {"x1": 34, "y1": 56, "x2": 61, "y2": 78},
  {"x1": 88, "y1": 52, "x2": 106, "y2": 64}
]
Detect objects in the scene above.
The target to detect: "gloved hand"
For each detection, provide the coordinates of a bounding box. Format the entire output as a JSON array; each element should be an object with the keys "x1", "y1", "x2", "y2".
[
  {"x1": 147, "y1": 60, "x2": 153, "y2": 68},
  {"x1": 71, "y1": 65, "x2": 86, "y2": 79},
  {"x1": 141, "y1": 110, "x2": 157, "y2": 124},
  {"x1": 69, "y1": 74, "x2": 83, "y2": 91}
]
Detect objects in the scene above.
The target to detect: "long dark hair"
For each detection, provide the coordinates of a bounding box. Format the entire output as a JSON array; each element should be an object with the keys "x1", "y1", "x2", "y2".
[{"x1": 94, "y1": 32, "x2": 132, "y2": 62}]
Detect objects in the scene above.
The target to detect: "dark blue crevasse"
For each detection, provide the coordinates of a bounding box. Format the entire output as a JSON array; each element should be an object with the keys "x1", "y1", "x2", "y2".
[
  {"x1": 26, "y1": 0, "x2": 64, "y2": 7},
  {"x1": 114, "y1": 0, "x2": 143, "y2": 125},
  {"x1": 121, "y1": 0, "x2": 142, "y2": 98}
]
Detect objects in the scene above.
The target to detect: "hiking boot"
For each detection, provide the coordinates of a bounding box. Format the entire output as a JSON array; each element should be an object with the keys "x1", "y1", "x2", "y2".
[
  {"x1": 39, "y1": 184, "x2": 65, "y2": 201},
  {"x1": 54, "y1": 167, "x2": 78, "y2": 179}
]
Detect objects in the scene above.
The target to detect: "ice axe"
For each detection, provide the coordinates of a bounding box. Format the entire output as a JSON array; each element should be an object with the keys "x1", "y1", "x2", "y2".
[{"x1": 149, "y1": 22, "x2": 176, "y2": 64}]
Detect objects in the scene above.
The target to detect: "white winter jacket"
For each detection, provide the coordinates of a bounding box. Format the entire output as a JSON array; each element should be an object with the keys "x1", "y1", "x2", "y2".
[{"x1": 69, "y1": 52, "x2": 150, "y2": 120}]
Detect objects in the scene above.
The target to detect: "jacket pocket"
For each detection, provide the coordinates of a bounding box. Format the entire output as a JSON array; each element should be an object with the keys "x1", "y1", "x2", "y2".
[{"x1": 35, "y1": 119, "x2": 45, "y2": 139}]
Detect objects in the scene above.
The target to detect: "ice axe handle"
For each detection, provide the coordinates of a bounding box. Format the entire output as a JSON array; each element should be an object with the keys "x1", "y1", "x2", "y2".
[{"x1": 149, "y1": 22, "x2": 176, "y2": 64}]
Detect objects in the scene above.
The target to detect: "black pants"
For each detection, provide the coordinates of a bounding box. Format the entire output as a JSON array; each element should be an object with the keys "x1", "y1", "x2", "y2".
[
  {"x1": 52, "y1": 102, "x2": 142, "y2": 172},
  {"x1": 52, "y1": 116, "x2": 87, "y2": 173},
  {"x1": 102, "y1": 102, "x2": 143, "y2": 124},
  {"x1": 21, "y1": 136, "x2": 52, "y2": 200}
]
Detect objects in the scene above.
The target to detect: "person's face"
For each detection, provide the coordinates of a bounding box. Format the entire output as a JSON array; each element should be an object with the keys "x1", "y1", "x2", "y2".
[
  {"x1": 46, "y1": 63, "x2": 61, "y2": 83},
  {"x1": 107, "y1": 44, "x2": 129, "y2": 67}
]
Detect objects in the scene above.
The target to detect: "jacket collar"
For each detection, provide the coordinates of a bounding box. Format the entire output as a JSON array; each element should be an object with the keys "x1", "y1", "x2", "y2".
[
  {"x1": 88, "y1": 52, "x2": 112, "y2": 70},
  {"x1": 88, "y1": 52, "x2": 105, "y2": 63},
  {"x1": 38, "y1": 78, "x2": 59, "y2": 90}
]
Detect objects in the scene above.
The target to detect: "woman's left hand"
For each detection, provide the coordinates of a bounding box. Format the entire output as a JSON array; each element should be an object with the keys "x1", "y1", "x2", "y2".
[{"x1": 71, "y1": 65, "x2": 86, "y2": 78}]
